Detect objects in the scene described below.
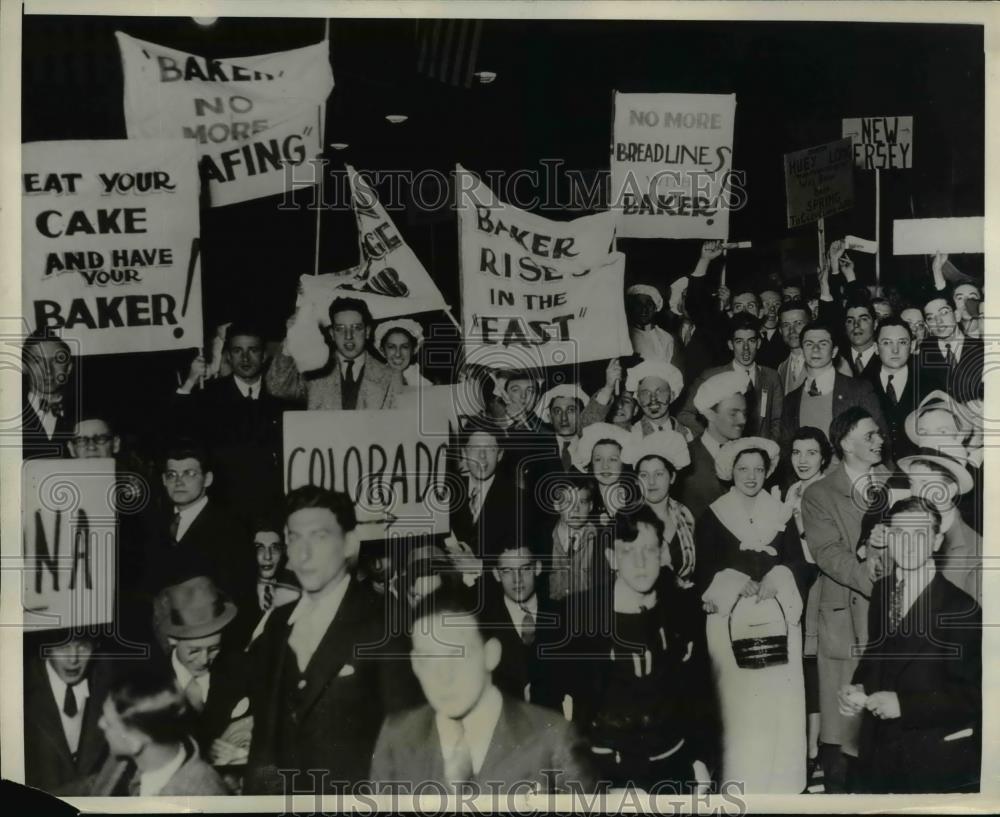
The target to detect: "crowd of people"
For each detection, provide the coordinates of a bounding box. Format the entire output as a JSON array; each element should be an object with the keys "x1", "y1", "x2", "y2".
[{"x1": 22, "y1": 237, "x2": 983, "y2": 798}]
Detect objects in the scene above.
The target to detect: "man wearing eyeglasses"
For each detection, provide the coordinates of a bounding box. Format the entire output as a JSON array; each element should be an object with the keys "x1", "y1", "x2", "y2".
[
  {"x1": 266, "y1": 296, "x2": 402, "y2": 410},
  {"x1": 148, "y1": 441, "x2": 249, "y2": 600}
]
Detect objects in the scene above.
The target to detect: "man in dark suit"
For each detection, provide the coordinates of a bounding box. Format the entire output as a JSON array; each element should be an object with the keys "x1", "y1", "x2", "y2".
[
  {"x1": 920, "y1": 292, "x2": 984, "y2": 402},
  {"x1": 370, "y1": 586, "x2": 593, "y2": 794},
  {"x1": 756, "y1": 288, "x2": 788, "y2": 369},
  {"x1": 780, "y1": 321, "x2": 886, "y2": 447},
  {"x1": 170, "y1": 323, "x2": 286, "y2": 524},
  {"x1": 674, "y1": 371, "x2": 747, "y2": 521},
  {"x1": 840, "y1": 497, "x2": 980, "y2": 793},
  {"x1": 244, "y1": 486, "x2": 420, "y2": 795},
  {"x1": 21, "y1": 331, "x2": 77, "y2": 460},
  {"x1": 450, "y1": 421, "x2": 520, "y2": 559},
  {"x1": 144, "y1": 442, "x2": 250, "y2": 600},
  {"x1": 266, "y1": 296, "x2": 402, "y2": 410},
  {"x1": 865, "y1": 318, "x2": 926, "y2": 461},
  {"x1": 24, "y1": 631, "x2": 109, "y2": 792},
  {"x1": 677, "y1": 313, "x2": 784, "y2": 441},
  {"x1": 840, "y1": 298, "x2": 881, "y2": 380}
]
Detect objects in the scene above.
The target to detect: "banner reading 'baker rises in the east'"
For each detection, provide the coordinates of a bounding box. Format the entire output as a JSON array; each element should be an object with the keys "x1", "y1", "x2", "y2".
[
  {"x1": 611, "y1": 92, "x2": 737, "y2": 239},
  {"x1": 22, "y1": 139, "x2": 203, "y2": 355},
  {"x1": 457, "y1": 165, "x2": 631, "y2": 368},
  {"x1": 116, "y1": 32, "x2": 333, "y2": 207}
]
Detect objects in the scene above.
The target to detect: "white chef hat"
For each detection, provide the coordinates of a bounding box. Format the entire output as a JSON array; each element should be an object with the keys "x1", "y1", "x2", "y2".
[
  {"x1": 625, "y1": 284, "x2": 664, "y2": 313},
  {"x1": 534, "y1": 384, "x2": 590, "y2": 424},
  {"x1": 625, "y1": 360, "x2": 684, "y2": 401},
  {"x1": 622, "y1": 429, "x2": 691, "y2": 472},
  {"x1": 693, "y1": 371, "x2": 748, "y2": 415},
  {"x1": 572, "y1": 422, "x2": 633, "y2": 472}
]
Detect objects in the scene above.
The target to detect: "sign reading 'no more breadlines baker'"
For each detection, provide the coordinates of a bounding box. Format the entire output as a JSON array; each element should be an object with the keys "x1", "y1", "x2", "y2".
[{"x1": 22, "y1": 139, "x2": 203, "y2": 355}]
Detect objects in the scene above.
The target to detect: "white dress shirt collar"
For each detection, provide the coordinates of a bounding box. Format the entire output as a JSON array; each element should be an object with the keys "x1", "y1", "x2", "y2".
[
  {"x1": 435, "y1": 684, "x2": 504, "y2": 775},
  {"x1": 233, "y1": 376, "x2": 262, "y2": 399},
  {"x1": 171, "y1": 648, "x2": 211, "y2": 702},
  {"x1": 138, "y1": 742, "x2": 187, "y2": 796},
  {"x1": 880, "y1": 365, "x2": 908, "y2": 394},
  {"x1": 805, "y1": 365, "x2": 836, "y2": 395},
  {"x1": 938, "y1": 332, "x2": 965, "y2": 362},
  {"x1": 45, "y1": 661, "x2": 89, "y2": 754},
  {"x1": 467, "y1": 474, "x2": 495, "y2": 519},
  {"x1": 338, "y1": 353, "x2": 367, "y2": 377},
  {"x1": 851, "y1": 344, "x2": 877, "y2": 368},
  {"x1": 613, "y1": 577, "x2": 657, "y2": 614},
  {"x1": 700, "y1": 431, "x2": 723, "y2": 457},
  {"x1": 287, "y1": 572, "x2": 351, "y2": 672},
  {"x1": 174, "y1": 495, "x2": 209, "y2": 541},
  {"x1": 28, "y1": 391, "x2": 58, "y2": 439},
  {"x1": 503, "y1": 594, "x2": 538, "y2": 639}
]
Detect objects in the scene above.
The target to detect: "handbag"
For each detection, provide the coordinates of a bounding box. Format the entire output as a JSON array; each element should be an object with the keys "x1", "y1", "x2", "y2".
[{"x1": 728, "y1": 594, "x2": 788, "y2": 669}]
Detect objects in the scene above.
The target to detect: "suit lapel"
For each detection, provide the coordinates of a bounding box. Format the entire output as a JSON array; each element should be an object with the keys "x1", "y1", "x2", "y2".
[
  {"x1": 882, "y1": 573, "x2": 943, "y2": 686},
  {"x1": 29, "y1": 659, "x2": 75, "y2": 766},
  {"x1": 478, "y1": 698, "x2": 525, "y2": 781}
]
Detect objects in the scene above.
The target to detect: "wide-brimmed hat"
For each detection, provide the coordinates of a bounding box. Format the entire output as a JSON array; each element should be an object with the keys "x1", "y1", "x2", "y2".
[
  {"x1": 897, "y1": 451, "x2": 974, "y2": 496},
  {"x1": 624, "y1": 361, "x2": 684, "y2": 401},
  {"x1": 622, "y1": 429, "x2": 691, "y2": 472},
  {"x1": 572, "y1": 422, "x2": 632, "y2": 472},
  {"x1": 534, "y1": 384, "x2": 590, "y2": 424},
  {"x1": 374, "y1": 318, "x2": 424, "y2": 352},
  {"x1": 158, "y1": 575, "x2": 237, "y2": 640},
  {"x1": 715, "y1": 437, "x2": 781, "y2": 482},
  {"x1": 904, "y1": 390, "x2": 974, "y2": 448}
]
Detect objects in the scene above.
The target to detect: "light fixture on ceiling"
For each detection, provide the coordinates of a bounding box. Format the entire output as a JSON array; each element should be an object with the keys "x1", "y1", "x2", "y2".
[
  {"x1": 329, "y1": 142, "x2": 350, "y2": 150},
  {"x1": 385, "y1": 114, "x2": 408, "y2": 124},
  {"x1": 474, "y1": 71, "x2": 497, "y2": 84},
  {"x1": 191, "y1": 17, "x2": 219, "y2": 27}
]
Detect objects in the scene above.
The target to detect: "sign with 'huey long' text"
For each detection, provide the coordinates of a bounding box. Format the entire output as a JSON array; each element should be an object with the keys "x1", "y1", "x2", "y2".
[
  {"x1": 842, "y1": 116, "x2": 913, "y2": 170},
  {"x1": 22, "y1": 139, "x2": 203, "y2": 355},
  {"x1": 284, "y1": 404, "x2": 451, "y2": 542},
  {"x1": 784, "y1": 138, "x2": 855, "y2": 228},
  {"x1": 22, "y1": 459, "x2": 117, "y2": 631}
]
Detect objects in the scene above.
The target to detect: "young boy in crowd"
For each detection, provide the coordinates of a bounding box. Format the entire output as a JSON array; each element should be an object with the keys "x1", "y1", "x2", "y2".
[{"x1": 546, "y1": 475, "x2": 600, "y2": 601}]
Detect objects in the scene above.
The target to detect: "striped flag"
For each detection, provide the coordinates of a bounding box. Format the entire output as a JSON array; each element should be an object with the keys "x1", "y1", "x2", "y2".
[{"x1": 415, "y1": 19, "x2": 484, "y2": 88}]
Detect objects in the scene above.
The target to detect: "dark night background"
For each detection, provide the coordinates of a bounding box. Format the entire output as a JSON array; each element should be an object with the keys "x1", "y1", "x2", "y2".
[{"x1": 20, "y1": 14, "x2": 985, "y2": 443}]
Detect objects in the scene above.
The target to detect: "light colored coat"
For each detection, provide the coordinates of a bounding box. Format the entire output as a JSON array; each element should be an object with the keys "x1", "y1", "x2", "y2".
[{"x1": 266, "y1": 349, "x2": 401, "y2": 410}]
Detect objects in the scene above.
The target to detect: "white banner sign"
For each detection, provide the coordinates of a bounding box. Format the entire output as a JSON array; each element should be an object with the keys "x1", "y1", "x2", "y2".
[
  {"x1": 892, "y1": 217, "x2": 983, "y2": 255},
  {"x1": 284, "y1": 405, "x2": 451, "y2": 541},
  {"x1": 457, "y1": 166, "x2": 630, "y2": 368},
  {"x1": 842, "y1": 116, "x2": 913, "y2": 170},
  {"x1": 611, "y1": 92, "x2": 737, "y2": 239},
  {"x1": 22, "y1": 459, "x2": 117, "y2": 631},
  {"x1": 22, "y1": 139, "x2": 203, "y2": 354},
  {"x1": 117, "y1": 32, "x2": 333, "y2": 207}
]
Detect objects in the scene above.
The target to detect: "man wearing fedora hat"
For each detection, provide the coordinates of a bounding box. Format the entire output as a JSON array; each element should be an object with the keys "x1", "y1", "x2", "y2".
[{"x1": 153, "y1": 575, "x2": 250, "y2": 760}]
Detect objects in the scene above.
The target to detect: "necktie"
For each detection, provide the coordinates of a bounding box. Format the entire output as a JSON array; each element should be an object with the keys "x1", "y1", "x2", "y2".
[
  {"x1": 560, "y1": 439, "x2": 573, "y2": 471},
  {"x1": 345, "y1": 360, "x2": 355, "y2": 386},
  {"x1": 63, "y1": 684, "x2": 78, "y2": 718},
  {"x1": 169, "y1": 510, "x2": 181, "y2": 543},
  {"x1": 184, "y1": 676, "x2": 205, "y2": 713},
  {"x1": 807, "y1": 379, "x2": 820, "y2": 397},
  {"x1": 246, "y1": 384, "x2": 254, "y2": 400},
  {"x1": 443, "y1": 719, "x2": 474, "y2": 790},
  {"x1": 521, "y1": 607, "x2": 536, "y2": 645},
  {"x1": 469, "y1": 485, "x2": 481, "y2": 521},
  {"x1": 854, "y1": 352, "x2": 864, "y2": 375},
  {"x1": 262, "y1": 581, "x2": 274, "y2": 611},
  {"x1": 38, "y1": 397, "x2": 66, "y2": 418},
  {"x1": 886, "y1": 374, "x2": 898, "y2": 405},
  {"x1": 890, "y1": 578, "x2": 905, "y2": 628},
  {"x1": 945, "y1": 343, "x2": 956, "y2": 367},
  {"x1": 744, "y1": 375, "x2": 757, "y2": 428}
]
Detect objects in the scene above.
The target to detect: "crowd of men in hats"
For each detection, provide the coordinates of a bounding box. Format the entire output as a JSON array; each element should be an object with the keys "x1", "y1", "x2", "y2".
[{"x1": 21, "y1": 237, "x2": 982, "y2": 798}]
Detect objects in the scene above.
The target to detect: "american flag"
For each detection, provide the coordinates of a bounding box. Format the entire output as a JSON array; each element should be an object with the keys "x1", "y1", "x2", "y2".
[{"x1": 415, "y1": 19, "x2": 484, "y2": 88}]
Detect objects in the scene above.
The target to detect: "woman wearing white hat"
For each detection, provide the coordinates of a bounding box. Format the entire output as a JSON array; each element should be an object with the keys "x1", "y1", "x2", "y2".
[
  {"x1": 622, "y1": 432, "x2": 696, "y2": 585},
  {"x1": 696, "y1": 437, "x2": 806, "y2": 793},
  {"x1": 374, "y1": 318, "x2": 431, "y2": 388},
  {"x1": 573, "y1": 423, "x2": 635, "y2": 526}
]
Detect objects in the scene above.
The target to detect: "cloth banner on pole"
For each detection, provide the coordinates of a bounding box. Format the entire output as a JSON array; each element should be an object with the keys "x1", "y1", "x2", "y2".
[
  {"x1": 284, "y1": 406, "x2": 451, "y2": 542},
  {"x1": 611, "y1": 92, "x2": 737, "y2": 239},
  {"x1": 22, "y1": 139, "x2": 203, "y2": 354},
  {"x1": 22, "y1": 459, "x2": 117, "y2": 631},
  {"x1": 116, "y1": 32, "x2": 333, "y2": 207},
  {"x1": 457, "y1": 165, "x2": 630, "y2": 369}
]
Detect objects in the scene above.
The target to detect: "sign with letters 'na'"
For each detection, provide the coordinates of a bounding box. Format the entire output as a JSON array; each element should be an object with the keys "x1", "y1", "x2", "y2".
[
  {"x1": 22, "y1": 139, "x2": 203, "y2": 355},
  {"x1": 783, "y1": 137, "x2": 855, "y2": 228},
  {"x1": 22, "y1": 459, "x2": 117, "y2": 631},
  {"x1": 842, "y1": 116, "x2": 913, "y2": 170}
]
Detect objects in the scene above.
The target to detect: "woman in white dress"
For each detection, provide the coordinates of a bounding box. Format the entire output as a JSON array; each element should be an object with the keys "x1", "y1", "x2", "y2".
[{"x1": 696, "y1": 437, "x2": 807, "y2": 793}]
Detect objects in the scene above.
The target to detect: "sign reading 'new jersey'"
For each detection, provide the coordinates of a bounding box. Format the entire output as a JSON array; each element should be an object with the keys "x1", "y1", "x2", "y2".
[{"x1": 841, "y1": 116, "x2": 913, "y2": 170}]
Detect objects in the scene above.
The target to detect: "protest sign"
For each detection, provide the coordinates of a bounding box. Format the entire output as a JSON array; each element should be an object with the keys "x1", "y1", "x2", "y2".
[
  {"x1": 117, "y1": 32, "x2": 333, "y2": 207},
  {"x1": 284, "y1": 408, "x2": 451, "y2": 541},
  {"x1": 22, "y1": 139, "x2": 203, "y2": 354},
  {"x1": 842, "y1": 116, "x2": 913, "y2": 170},
  {"x1": 783, "y1": 138, "x2": 854, "y2": 228},
  {"x1": 457, "y1": 166, "x2": 630, "y2": 368},
  {"x1": 22, "y1": 459, "x2": 117, "y2": 631},
  {"x1": 892, "y1": 217, "x2": 984, "y2": 255},
  {"x1": 611, "y1": 92, "x2": 737, "y2": 239}
]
